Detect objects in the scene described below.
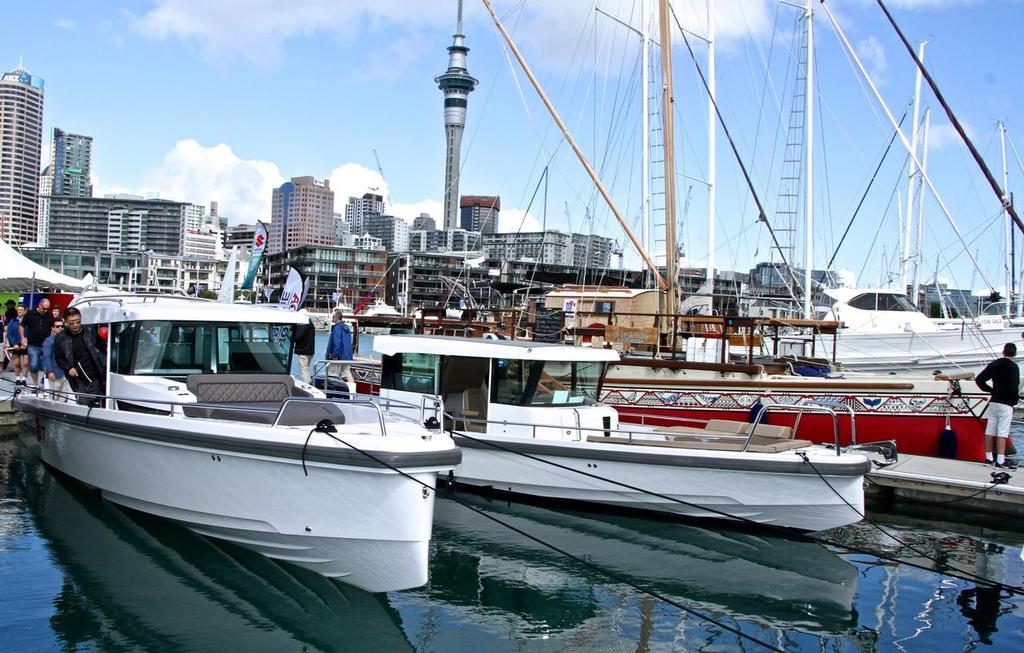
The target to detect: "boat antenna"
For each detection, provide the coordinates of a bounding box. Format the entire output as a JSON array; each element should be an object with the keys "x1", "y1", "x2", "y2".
[
  {"x1": 479, "y1": 0, "x2": 668, "y2": 291},
  {"x1": 870, "y1": 0, "x2": 1021, "y2": 234}
]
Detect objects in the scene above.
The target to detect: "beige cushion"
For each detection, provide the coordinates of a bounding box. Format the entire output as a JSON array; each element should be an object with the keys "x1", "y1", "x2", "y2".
[{"x1": 704, "y1": 419, "x2": 749, "y2": 434}]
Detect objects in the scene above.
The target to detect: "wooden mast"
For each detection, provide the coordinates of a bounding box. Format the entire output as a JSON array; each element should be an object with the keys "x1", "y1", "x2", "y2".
[{"x1": 657, "y1": 0, "x2": 678, "y2": 313}]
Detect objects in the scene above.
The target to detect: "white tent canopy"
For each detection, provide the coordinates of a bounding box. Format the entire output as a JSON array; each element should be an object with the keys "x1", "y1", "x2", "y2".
[{"x1": 0, "y1": 239, "x2": 88, "y2": 293}]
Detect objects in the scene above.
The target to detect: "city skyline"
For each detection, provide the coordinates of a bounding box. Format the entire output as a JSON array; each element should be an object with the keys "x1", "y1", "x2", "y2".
[{"x1": 3, "y1": 1, "x2": 1023, "y2": 291}]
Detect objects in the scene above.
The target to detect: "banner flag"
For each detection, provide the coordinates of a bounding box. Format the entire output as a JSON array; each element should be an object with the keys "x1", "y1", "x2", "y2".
[
  {"x1": 240, "y1": 221, "x2": 269, "y2": 290},
  {"x1": 278, "y1": 267, "x2": 304, "y2": 311}
]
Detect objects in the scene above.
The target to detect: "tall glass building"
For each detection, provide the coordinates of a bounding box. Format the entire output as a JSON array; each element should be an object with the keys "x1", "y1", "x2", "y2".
[{"x1": 0, "y1": 65, "x2": 45, "y2": 244}]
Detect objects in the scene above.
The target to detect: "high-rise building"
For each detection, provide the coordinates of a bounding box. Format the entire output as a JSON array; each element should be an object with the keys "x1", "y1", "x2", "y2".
[
  {"x1": 48, "y1": 128, "x2": 93, "y2": 197},
  {"x1": 362, "y1": 214, "x2": 409, "y2": 252},
  {"x1": 47, "y1": 195, "x2": 188, "y2": 255},
  {"x1": 459, "y1": 195, "x2": 499, "y2": 233},
  {"x1": 412, "y1": 213, "x2": 436, "y2": 231},
  {"x1": 37, "y1": 167, "x2": 52, "y2": 247},
  {"x1": 0, "y1": 65, "x2": 45, "y2": 244},
  {"x1": 435, "y1": 1, "x2": 477, "y2": 229},
  {"x1": 269, "y1": 176, "x2": 334, "y2": 254},
  {"x1": 344, "y1": 193, "x2": 384, "y2": 235}
]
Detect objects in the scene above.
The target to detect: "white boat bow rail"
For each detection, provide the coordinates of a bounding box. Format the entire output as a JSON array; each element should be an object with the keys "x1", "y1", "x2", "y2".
[{"x1": 19, "y1": 386, "x2": 462, "y2": 472}]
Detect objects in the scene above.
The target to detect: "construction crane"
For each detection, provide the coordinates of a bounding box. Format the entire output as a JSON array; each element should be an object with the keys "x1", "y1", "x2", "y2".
[{"x1": 372, "y1": 149, "x2": 388, "y2": 210}]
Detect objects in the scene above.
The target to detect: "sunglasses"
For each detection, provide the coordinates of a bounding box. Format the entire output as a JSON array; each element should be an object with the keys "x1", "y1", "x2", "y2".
[{"x1": 53, "y1": 324, "x2": 64, "y2": 329}]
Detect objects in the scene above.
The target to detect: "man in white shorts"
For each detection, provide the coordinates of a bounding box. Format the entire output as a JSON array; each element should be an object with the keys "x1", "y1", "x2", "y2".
[{"x1": 976, "y1": 342, "x2": 1019, "y2": 468}]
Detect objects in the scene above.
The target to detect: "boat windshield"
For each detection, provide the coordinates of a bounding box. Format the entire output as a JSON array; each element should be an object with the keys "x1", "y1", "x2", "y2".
[
  {"x1": 112, "y1": 321, "x2": 293, "y2": 376},
  {"x1": 491, "y1": 359, "x2": 604, "y2": 407}
]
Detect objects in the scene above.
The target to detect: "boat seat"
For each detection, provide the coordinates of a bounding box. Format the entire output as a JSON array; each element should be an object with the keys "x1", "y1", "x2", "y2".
[
  {"x1": 458, "y1": 388, "x2": 487, "y2": 433},
  {"x1": 655, "y1": 420, "x2": 794, "y2": 440},
  {"x1": 586, "y1": 434, "x2": 814, "y2": 454},
  {"x1": 183, "y1": 374, "x2": 341, "y2": 426}
]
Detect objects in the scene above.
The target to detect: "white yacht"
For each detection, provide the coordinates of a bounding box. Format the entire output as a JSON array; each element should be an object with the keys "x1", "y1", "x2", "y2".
[
  {"x1": 370, "y1": 335, "x2": 870, "y2": 532},
  {"x1": 15, "y1": 292, "x2": 460, "y2": 592},
  {"x1": 786, "y1": 288, "x2": 1024, "y2": 373}
]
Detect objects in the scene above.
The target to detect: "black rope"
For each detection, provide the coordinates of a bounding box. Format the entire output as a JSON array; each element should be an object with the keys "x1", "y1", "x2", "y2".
[
  {"x1": 928, "y1": 471, "x2": 1012, "y2": 506},
  {"x1": 796, "y1": 451, "x2": 1024, "y2": 596},
  {"x1": 307, "y1": 426, "x2": 787, "y2": 653},
  {"x1": 452, "y1": 426, "x2": 1024, "y2": 596}
]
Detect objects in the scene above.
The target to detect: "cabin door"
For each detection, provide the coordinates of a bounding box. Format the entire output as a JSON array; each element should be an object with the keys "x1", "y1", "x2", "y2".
[{"x1": 440, "y1": 356, "x2": 491, "y2": 433}]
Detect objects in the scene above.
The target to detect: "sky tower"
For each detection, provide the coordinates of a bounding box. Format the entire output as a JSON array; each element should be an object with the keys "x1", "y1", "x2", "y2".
[{"x1": 435, "y1": 0, "x2": 478, "y2": 230}]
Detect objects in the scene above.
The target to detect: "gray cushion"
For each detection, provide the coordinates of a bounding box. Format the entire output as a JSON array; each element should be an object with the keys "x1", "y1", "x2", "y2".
[{"x1": 187, "y1": 374, "x2": 294, "y2": 404}]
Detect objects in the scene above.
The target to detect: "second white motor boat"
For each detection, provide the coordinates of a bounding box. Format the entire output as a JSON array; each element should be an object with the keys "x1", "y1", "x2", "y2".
[
  {"x1": 15, "y1": 291, "x2": 460, "y2": 592},
  {"x1": 369, "y1": 335, "x2": 871, "y2": 532}
]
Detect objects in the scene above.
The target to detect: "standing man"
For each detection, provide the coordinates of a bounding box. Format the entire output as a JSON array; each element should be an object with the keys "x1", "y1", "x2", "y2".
[
  {"x1": 55, "y1": 307, "x2": 107, "y2": 405},
  {"x1": 42, "y1": 319, "x2": 69, "y2": 400},
  {"x1": 326, "y1": 309, "x2": 355, "y2": 388},
  {"x1": 292, "y1": 310, "x2": 316, "y2": 385},
  {"x1": 21, "y1": 298, "x2": 54, "y2": 387},
  {"x1": 976, "y1": 342, "x2": 1019, "y2": 468}
]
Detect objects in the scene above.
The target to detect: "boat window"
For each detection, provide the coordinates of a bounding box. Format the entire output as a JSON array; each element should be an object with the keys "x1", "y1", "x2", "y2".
[
  {"x1": 127, "y1": 321, "x2": 292, "y2": 376},
  {"x1": 846, "y1": 293, "x2": 879, "y2": 310},
  {"x1": 846, "y1": 293, "x2": 916, "y2": 312},
  {"x1": 381, "y1": 352, "x2": 438, "y2": 393},
  {"x1": 491, "y1": 358, "x2": 603, "y2": 407},
  {"x1": 110, "y1": 323, "x2": 137, "y2": 375}
]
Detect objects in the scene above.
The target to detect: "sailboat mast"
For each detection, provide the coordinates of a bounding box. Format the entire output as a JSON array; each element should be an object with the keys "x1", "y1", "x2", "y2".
[
  {"x1": 1001, "y1": 121, "x2": 1011, "y2": 318},
  {"x1": 641, "y1": 0, "x2": 651, "y2": 282},
  {"x1": 910, "y1": 108, "x2": 931, "y2": 307},
  {"x1": 803, "y1": 0, "x2": 815, "y2": 320},
  {"x1": 705, "y1": 0, "x2": 717, "y2": 293},
  {"x1": 901, "y1": 42, "x2": 926, "y2": 291},
  {"x1": 658, "y1": 0, "x2": 678, "y2": 311}
]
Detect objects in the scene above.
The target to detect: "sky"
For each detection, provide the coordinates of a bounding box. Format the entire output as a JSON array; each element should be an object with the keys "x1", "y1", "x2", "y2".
[{"x1": 3, "y1": 0, "x2": 1023, "y2": 293}]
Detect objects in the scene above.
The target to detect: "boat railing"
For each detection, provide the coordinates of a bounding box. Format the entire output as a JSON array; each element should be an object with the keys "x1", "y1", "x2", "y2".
[
  {"x1": 752, "y1": 400, "x2": 846, "y2": 456},
  {"x1": 446, "y1": 414, "x2": 659, "y2": 443},
  {"x1": 23, "y1": 385, "x2": 427, "y2": 438}
]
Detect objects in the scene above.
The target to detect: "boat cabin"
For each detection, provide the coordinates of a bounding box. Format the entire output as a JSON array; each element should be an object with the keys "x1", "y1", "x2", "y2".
[
  {"x1": 73, "y1": 293, "x2": 331, "y2": 423},
  {"x1": 374, "y1": 335, "x2": 620, "y2": 440}
]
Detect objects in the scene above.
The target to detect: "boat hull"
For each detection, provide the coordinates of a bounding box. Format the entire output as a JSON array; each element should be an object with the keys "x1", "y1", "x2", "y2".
[
  {"x1": 18, "y1": 402, "x2": 444, "y2": 593},
  {"x1": 450, "y1": 435, "x2": 867, "y2": 532}
]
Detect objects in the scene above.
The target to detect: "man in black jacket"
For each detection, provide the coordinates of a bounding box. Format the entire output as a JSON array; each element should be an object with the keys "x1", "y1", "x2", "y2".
[
  {"x1": 54, "y1": 307, "x2": 107, "y2": 406},
  {"x1": 22, "y1": 297, "x2": 53, "y2": 387},
  {"x1": 292, "y1": 312, "x2": 316, "y2": 385},
  {"x1": 975, "y1": 342, "x2": 1019, "y2": 468}
]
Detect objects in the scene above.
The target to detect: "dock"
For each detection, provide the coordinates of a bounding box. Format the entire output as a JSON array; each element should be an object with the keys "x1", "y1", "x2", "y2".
[{"x1": 867, "y1": 454, "x2": 1023, "y2": 517}]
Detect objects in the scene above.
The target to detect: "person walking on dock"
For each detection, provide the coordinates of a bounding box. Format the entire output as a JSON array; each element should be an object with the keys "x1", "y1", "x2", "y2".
[
  {"x1": 41, "y1": 319, "x2": 69, "y2": 401},
  {"x1": 326, "y1": 309, "x2": 355, "y2": 388},
  {"x1": 5, "y1": 303, "x2": 26, "y2": 385},
  {"x1": 22, "y1": 298, "x2": 54, "y2": 388},
  {"x1": 976, "y1": 343, "x2": 1019, "y2": 468}
]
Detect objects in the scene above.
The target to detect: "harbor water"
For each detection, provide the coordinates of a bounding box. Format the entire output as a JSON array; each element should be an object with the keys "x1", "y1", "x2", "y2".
[{"x1": 2, "y1": 431, "x2": 1023, "y2": 652}]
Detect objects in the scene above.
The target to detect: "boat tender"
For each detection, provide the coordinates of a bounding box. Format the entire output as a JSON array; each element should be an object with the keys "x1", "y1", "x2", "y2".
[{"x1": 371, "y1": 334, "x2": 870, "y2": 532}]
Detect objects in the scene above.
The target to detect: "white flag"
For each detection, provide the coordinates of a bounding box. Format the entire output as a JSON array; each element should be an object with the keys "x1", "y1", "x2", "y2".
[{"x1": 278, "y1": 267, "x2": 304, "y2": 311}]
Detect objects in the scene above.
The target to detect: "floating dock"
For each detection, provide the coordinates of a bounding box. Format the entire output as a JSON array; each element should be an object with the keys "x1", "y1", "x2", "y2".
[{"x1": 867, "y1": 454, "x2": 1023, "y2": 517}]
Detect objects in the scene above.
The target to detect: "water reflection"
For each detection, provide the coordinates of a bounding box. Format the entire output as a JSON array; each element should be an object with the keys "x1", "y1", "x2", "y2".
[
  {"x1": 8, "y1": 448, "x2": 412, "y2": 653},
  {"x1": 413, "y1": 493, "x2": 861, "y2": 642}
]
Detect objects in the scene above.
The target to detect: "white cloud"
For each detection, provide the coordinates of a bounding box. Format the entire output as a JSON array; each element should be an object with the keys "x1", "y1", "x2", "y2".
[
  {"x1": 95, "y1": 139, "x2": 284, "y2": 223},
  {"x1": 926, "y1": 121, "x2": 976, "y2": 152},
  {"x1": 130, "y1": 0, "x2": 453, "y2": 65},
  {"x1": 53, "y1": 18, "x2": 75, "y2": 30},
  {"x1": 390, "y1": 199, "x2": 443, "y2": 225},
  {"x1": 856, "y1": 36, "x2": 888, "y2": 84},
  {"x1": 497, "y1": 209, "x2": 541, "y2": 233},
  {"x1": 328, "y1": 163, "x2": 389, "y2": 210}
]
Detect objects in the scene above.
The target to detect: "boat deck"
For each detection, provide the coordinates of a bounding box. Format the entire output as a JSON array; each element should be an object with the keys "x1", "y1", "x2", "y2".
[{"x1": 867, "y1": 454, "x2": 1024, "y2": 516}]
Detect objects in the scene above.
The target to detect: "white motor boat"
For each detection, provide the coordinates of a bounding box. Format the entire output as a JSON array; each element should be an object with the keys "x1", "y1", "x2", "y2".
[
  {"x1": 15, "y1": 291, "x2": 460, "y2": 592},
  {"x1": 780, "y1": 288, "x2": 1024, "y2": 374},
  {"x1": 370, "y1": 335, "x2": 870, "y2": 532}
]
